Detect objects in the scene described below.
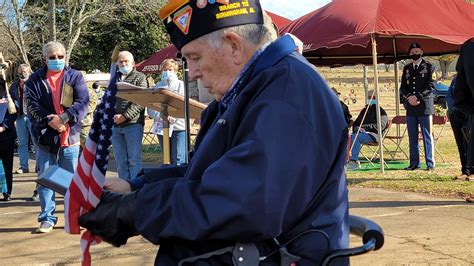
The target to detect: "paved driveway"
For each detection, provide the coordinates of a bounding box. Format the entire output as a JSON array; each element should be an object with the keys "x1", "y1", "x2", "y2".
[{"x1": 0, "y1": 157, "x2": 472, "y2": 264}]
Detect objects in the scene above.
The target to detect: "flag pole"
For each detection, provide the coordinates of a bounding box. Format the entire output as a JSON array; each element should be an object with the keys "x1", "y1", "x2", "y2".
[{"x1": 178, "y1": 52, "x2": 191, "y2": 164}]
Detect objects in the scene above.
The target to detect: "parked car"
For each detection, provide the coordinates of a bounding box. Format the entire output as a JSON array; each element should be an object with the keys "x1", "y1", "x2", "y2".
[
  {"x1": 433, "y1": 81, "x2": 449, "y2": 109},
  {"x1": 399, "y1": 81, "x2": 449, "y2": 109}
]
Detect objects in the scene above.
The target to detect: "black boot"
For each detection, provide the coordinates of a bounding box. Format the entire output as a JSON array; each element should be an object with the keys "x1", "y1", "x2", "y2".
[
  {"x1": 30, "y1": 190, "x2": 39, "y2": 201},
  {"x1": 3, "y1": 193, "x2": 12, "y2": 201}
]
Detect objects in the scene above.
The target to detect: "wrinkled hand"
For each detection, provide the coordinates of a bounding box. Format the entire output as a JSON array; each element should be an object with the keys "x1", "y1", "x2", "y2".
[
  {"x1": 104, "y1": 178, "x2": 132, "y2": 193},
  {"x1": 113, "y1": 114, "x2": 126, "y2": 125},
  {"x1": 0, "y1": 126, "x2": 5, "y2": 133},
  {"x1": 168, "y1": 116, "x2": 176, "y2": 123},
  {"x1": 79, "y1": 191, "x2": 138, "y2": 247},
  {"x1": 47, "y1": 114, "x2": 65, "y2": 131}
]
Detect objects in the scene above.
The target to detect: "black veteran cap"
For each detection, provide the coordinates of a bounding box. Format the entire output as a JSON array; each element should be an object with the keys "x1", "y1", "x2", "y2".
[
  {"x1": 159, "y1": 0, "x2": 264, "y2": 50},
  {"x1": 408, "y1": 42, "x2": 422, "y2": 52}
]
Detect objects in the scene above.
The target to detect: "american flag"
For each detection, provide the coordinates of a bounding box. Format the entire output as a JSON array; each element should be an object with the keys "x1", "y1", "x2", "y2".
[{"x1": 64, "y1": 74, "x2": 118, "y2": 266}]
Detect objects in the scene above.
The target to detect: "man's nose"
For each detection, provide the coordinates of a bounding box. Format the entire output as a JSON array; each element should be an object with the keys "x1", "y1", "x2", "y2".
[{"x1": 188, "y1": 64, "x2": 201, "y2": 81}]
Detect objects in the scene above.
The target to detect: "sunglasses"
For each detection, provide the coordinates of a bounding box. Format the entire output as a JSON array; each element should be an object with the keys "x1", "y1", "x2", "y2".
[{"x1": 48, "y1": 55, "x2": 65, "y2": 60}]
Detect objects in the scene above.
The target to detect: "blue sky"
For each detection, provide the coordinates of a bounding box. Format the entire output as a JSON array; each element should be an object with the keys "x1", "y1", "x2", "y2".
[{"x1": 260, "y1": 0, "x2": 331, "y2": 20}]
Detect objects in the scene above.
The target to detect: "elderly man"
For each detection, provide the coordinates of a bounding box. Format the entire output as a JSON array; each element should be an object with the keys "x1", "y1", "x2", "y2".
[
  {"x1": 79, "y1": 1, "x2": 349, "y2": 265},
  {"x1": 111, "y1": 51, "x2": 147, "y2": 180},
  {"x1": 26, "y1": 41, "x2": 89, "y2": 233},
  {"x1": 400, "y1": 43, "x2": 436, "y2": 171},
  {"x1": 10, "y1": 64, "x2": 34, "y2": 174}
]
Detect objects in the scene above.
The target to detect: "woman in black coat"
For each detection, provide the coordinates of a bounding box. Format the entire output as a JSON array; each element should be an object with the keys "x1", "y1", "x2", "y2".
[{"x1": 0, "y1": 78, "x2": 17, "y2": 201}]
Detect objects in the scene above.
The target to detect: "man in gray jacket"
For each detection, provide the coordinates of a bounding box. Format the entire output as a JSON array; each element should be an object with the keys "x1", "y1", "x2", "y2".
[{"x1": 112, "y1": 51, "x2": 147, "y2": 180}]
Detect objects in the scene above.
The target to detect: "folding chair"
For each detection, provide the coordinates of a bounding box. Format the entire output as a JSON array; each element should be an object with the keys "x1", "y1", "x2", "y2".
[
  {"x1": 359, "y1": 120, "x2": 392, "y2": 168},
  {"x1": 383, "y1": 116, "x2": 409, "y2": 160},
  {"x1": 432, "y1": 115, "x2": 448, "y2": 163},
  {"x1": 418, "y1": 115, "x2": 448, "y2": 163},
  {"x1": 142, "y1": 119, "x2": 161, "y2": 152}
]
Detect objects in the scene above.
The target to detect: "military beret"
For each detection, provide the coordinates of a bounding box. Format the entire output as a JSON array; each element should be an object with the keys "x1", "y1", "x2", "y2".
[
  {"x1": 159, "y1": 0, "x2": 264, "y2": 50},
  {"x1": 408, "y1": 42, "x2": 422, "y2": 52}
]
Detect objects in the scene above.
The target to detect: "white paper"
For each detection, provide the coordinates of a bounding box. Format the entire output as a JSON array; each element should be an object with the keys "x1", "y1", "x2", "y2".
[{"x1": 151, "y1": 118, "x2": 174, "y2": 137}]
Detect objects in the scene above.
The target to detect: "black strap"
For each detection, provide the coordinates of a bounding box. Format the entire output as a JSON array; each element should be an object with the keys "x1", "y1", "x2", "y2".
[{"x1": 177, "y1": 242, "x2": 260, "y2": 266}]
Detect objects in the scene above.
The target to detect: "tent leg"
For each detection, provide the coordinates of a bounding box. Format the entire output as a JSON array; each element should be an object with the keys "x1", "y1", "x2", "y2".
[
  {"x1": 371, "y1": 34, "x2": 385, "y2": 173},
  {"x1": 392, "y1": 38, "x2": 401, "y2": 139},
  {"x1": 363, "y1": 66, "x2": 369, "y2": 105},
  {"x1": 394, "y1": 62, "x2": 401, "y2": 139}
]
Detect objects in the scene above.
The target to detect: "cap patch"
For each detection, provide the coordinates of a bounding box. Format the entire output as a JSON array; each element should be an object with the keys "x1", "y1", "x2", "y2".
[{"x1": 173, "y1": 6, "x2": 193, "y2": 34}]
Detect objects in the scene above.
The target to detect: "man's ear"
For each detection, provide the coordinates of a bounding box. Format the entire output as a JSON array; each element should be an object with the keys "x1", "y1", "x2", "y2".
[{"x1": 223, "y1": 32, "x2": 245, "y2": 65}]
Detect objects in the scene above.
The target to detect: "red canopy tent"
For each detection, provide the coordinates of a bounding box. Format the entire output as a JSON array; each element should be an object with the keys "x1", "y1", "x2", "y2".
[
  {"x1": 136, "y1": 10, "x2": 292, "y2": 73},
  {"x1": 282, "y1": 0, "x2": 474, "y2": 172},
  {"x1": 282, "y1": 0, "x2": 474, "y2": 66}
]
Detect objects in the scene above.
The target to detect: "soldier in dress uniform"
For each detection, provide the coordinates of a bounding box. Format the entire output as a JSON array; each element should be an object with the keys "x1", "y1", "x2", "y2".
[{"x1": 400, "y1": 43, "x2": 436, "y2": 171}]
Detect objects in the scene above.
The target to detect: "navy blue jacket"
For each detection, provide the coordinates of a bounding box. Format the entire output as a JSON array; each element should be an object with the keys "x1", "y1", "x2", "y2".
[
  {"x1": 26, "y1": 66, "x2": 89, "y2": 152},
  {"x1": 400, "y1": 59, "x2": 436, "y2": 116},
  {"x1": 9, "y1": 80, "x2": 25, "y2": 117},
  {"x1": 454, "y1": 38, "x2": 474, "y2": 115},
  {"x1": 131, "y1": 36, "x2": 349, "y2": 265}
]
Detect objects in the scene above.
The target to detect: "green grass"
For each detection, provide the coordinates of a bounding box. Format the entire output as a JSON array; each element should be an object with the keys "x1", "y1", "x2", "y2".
[
  {"x1": 347, "y1": 143, "x2": 473, "y2": 199},
  {"x1": 129, "y1": 68, "x2": 474, "y2": 199}
]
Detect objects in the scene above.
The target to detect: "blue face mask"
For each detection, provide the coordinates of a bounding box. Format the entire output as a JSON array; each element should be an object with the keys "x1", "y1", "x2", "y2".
[
  {"x1": 161, "y1": 70, "x2": 170, "y2": 81},
  {"x1": 369, "y1": 99, "x2": 377, "y2": 105},
  {"x1": 119, "y1": 66, "x2": 132, "y2": 75},
  {"x1": 162, "y1": 70, "x2": 177, "y2": 80},
  {"x1": 47, "y1": 59, "x2": 65, "y2": 72}
]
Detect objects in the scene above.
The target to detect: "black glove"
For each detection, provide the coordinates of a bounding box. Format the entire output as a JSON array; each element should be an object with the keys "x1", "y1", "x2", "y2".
[{"x1": 79, "y1": 190, "x2": 138, "y2": 247}]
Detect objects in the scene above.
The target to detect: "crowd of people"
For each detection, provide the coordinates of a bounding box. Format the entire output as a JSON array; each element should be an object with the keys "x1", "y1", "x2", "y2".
[{"x1": 0, "y1": 0, "x2": 472, "y2": 263}]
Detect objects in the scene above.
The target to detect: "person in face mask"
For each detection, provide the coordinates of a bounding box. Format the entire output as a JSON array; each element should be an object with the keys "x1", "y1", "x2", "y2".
[
  {"x1": 112, "y1": 51, "x2": 148, "y2": 181},
  {"x1": 9, "y1": 64, "x2": 34, "y2": 175},
  {"x1": 25, "y1": 41, "x2": 89, "y2": 233},
  {"x1": 400, "y1": 42, "x2": 436, "y2": 171},
  {"x1": 347, "y1": 89, "x2": 389, "y2": 170},
  {"x1": 147, "y1": 59, "x2": 186, "y2": 165}
]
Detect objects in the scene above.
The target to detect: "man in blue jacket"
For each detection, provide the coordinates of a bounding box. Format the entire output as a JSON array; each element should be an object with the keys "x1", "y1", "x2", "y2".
[
  {"x1": 9, "y1": 64, "x2": 34, "y2": 175},
  {"x1": 26, "y1": 41, "x2": 89, "y2": 233},
  {"x1": 79, "y1": 1, "x2": 349, "y2": 265}
]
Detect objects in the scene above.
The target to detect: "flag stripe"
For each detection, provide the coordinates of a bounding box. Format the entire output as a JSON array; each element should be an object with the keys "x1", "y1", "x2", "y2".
[{"x1": 64, "y1": 74, "x2": 118, "y2": 266}]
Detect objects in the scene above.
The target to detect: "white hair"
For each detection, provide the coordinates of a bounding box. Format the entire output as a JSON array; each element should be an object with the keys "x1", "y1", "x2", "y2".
[
  {"x1": 42, "y1": 41, "x2": 66, "y2": 59},
  {"x1": 117, "y1": 51, "x2": 135, "y2": 63},
  {"x1": 18, "y1": 64, "x2": 32, "y2": 73},
  {"x1": 200, "y1": 23, "x2": 274, "y2": 49}
]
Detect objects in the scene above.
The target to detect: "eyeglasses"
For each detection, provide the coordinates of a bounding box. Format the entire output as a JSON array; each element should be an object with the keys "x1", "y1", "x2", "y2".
[{"x1": 48, "y1": 55, "x2": 65, "y2": 60}]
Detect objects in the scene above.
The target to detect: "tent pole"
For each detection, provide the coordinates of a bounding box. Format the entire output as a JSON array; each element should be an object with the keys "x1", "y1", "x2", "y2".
[
  {"x1": 371, "y1": 34, "x2": 385, "y2": 173},
  {"x1": 393, "y1": 38, "x2": 401, "y2": 139},
  {"x1": 363, "y1": 66, "x2": 369, "y2": 104}
]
